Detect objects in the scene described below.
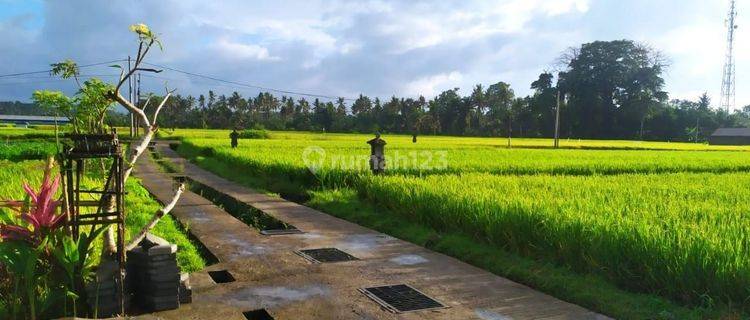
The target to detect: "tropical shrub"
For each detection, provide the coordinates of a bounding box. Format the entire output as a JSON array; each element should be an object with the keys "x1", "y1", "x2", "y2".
[{"x1": 0, "y1": 160, "x2": 103, "y2": 319}]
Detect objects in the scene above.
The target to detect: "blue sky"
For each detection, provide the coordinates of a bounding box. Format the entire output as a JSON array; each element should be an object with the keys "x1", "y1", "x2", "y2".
[{"x1": 0, "y1": 0, "x2": 747, "y2": 109}]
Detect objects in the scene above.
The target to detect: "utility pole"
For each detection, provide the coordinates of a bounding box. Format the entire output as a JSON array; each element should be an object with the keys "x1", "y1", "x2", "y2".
[
  {"x1": 507, "y1": 113, "x2": 512, "y2": 148},
  {"x1": 136, "y1": 73, "x2": 141, "y2": 136},
  {"x1": 720, "y1": 0, "x2": 738, "y2": 113},
  {"x1": 128, "y1": 56, "x2": 134, "y2": 138},
  {"x1": 695, "y1": 116, "x2": 700, "y2": 143},
  {"x1": 554, "y1": 91, "x2": 561, "y2": 148}
]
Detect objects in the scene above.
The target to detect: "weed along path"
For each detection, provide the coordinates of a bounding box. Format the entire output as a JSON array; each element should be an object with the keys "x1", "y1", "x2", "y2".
[{"x1": 134, "y1": 141, "x2": 608, "y2": 320}]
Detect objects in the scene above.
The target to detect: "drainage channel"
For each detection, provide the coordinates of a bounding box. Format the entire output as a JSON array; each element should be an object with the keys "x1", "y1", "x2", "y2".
[
  {"x1": 177, "y1": 176, "x2": 302, "y2": 235},
  {"x1": 151, "y1": 149, "x2": 184, "y2": 174}
]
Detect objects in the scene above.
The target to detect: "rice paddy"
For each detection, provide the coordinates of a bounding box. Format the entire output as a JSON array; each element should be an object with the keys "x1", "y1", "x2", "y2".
[
  {"x1": 0, "y1": 140, "x2": 57, "y2": 160},
  {"x1": 167, "y1": 129, "x2": 750, "y2": 312}
]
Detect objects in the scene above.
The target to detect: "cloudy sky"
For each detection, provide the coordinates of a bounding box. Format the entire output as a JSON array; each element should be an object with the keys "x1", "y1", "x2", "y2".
[{"x1": 0, "y1": 0, "x2": 747, "y2": 109}]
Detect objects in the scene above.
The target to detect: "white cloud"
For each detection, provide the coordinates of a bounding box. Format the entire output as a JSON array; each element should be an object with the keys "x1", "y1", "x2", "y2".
[
  {"x1": 7, "y1": 0, "x2": 748, "y2": 109},
  {"x1": 213, "y1": 38, "x2": 280, "y2": 61},
  {"x1": 404, "y1": 71, "x2": 463, "y2": 97},
  {"x1": 540, "y1": 0, "x2": 590, "y2": 16},
  {"x1": 374, "y1": 0, "x2": 590, "y2": 53},
  {"x1": 657, "y1": 14, "x2": 750, "y2": 108}
]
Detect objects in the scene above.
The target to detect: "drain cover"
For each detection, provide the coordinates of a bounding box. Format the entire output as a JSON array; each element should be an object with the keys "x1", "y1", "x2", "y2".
[
  {"x1": 360, "y1": 284, "x2": 446, "y2": 313},
  {"x1": 243, "y1": 309, "x2": 274, "y2": 320},
  {"x1": 207, "y1": 270, "x2": 235, "y2": 284},
  {"x1": 260, "y1": 228, "x2": 303, "y2": 235},
  {"x1": 296, "y1": 248, "x2": 358, "y2": 263}
]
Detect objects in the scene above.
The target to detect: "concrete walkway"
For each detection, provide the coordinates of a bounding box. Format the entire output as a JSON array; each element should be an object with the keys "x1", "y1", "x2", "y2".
[{"x1": 135, "y1": 142, "x2": 610, "y2": 320}]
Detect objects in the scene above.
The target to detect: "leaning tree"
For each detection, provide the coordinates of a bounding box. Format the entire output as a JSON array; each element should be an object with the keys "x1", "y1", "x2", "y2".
[{"x1": 50, "y1": 23, "x2": 185, "y2": 255}]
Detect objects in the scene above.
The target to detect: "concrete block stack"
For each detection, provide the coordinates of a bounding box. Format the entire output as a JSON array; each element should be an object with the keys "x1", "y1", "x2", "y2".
[
  {"x1": 86, "y1": 258, "x2": 130, "y2": 317},
  {"x1": 127, "y1": 233, "x2": 184, "y2": 311}
]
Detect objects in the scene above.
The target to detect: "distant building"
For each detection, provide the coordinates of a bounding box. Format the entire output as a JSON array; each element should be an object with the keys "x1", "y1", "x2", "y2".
[
  {"x1": 708, "y1": 128, "x2": 750, "y2": 145},
  {"x1": 0, "y1": 114, "x2": 70, "y2": 126}
]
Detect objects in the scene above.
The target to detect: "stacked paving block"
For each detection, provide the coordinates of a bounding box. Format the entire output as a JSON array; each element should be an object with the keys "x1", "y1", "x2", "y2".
[
  {"x1": 127, "y1": 233, "x2": 186, "y2": 311},
  {"x1": 86, "y1": 257, "x2": 130, "y2": 317}
]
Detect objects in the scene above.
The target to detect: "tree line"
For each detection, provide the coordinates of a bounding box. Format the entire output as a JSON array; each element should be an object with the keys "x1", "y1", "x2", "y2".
[
  {"x1": 147, "y1": 40, "x2": 750, "y2": 141},
  {"x1": 4, "y1": 40, "x2": 750, "y2": 141}
]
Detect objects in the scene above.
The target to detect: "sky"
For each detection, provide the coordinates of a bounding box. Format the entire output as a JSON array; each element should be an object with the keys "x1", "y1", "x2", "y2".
[{"x1": 0, "y1": 0, "x2": 747, "y2": 109}]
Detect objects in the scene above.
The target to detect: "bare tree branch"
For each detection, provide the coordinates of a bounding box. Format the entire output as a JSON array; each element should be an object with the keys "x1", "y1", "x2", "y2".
[
  {"x1": 123, "y1": 130, "x2": 154, "y2": 183},
  {"x1": 111, "y1": 90, "x2": 151, "y2": 128},
  {"x1": 140, "y1": 95, "x2": 152, "y2": 114},
  {"x1": 152, "y1": 90, "x2": 175, "y2": 124},
  {"x1": 115, "y1": 40, "x2": 152, "y2": 93},
  {"x1": 125, "y1": 183, "x2": 185, "y2": 251},
  {"x1": 101, "y1": 25, "x2": 181, "y2": 256}
]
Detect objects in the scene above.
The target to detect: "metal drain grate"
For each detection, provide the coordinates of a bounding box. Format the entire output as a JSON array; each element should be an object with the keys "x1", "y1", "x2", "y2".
[
  {"x1": 360, "y1": 284, "x2": 446, "y2": 313},
  {"x1": 296, "y1": 248, "x2": 358, "y2": 263},
  {"x1": 260, "y1": 228, "x2": 303, "y2": 235},
  {"x1": 207, "y1": 270, "x2": 235, "y2": 283},
  {"x1": 243, "y1": 309, "x2": 274, "y2": 320}
]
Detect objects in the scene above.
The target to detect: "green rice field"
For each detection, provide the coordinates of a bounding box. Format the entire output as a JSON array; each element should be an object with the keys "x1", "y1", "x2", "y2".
[
  {"x1": 0, "y1": 140, "x2": 57, "y2": 160},
  {"x1": 163, "y1": 129, "x2": 750, "y2": 315}
]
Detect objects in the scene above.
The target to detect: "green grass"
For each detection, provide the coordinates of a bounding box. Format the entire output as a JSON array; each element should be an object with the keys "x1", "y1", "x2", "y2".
[
  {"x1": 123, "y1": 177, "x2": 205, "y2": 272},
  {"x1": 357, "y1": 172, "x2": 750, "y2": 308},
  {"x1": 0, "y1": 140, "x2": 57, "y2": 161},
  {"x1": 169, "y1": 129, "x2": 750, "y2": 317},
  {"x1": 0, "y1": 126, "x2": 60, "y2": 139},
  {"x1": 149, "y1": 150, "x2": 184, "y2": 174},
  {"x1": 173, "y1": 154, "x2": 721, "y2": 319},
  {"x1": 0, "y1": 160, "x2": 206, "y2": 273}
]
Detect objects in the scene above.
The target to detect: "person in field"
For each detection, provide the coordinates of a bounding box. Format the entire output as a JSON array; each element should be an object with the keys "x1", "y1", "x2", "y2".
[{"x1": 230, "y1": 129, "x2": 239, "y2": 148}]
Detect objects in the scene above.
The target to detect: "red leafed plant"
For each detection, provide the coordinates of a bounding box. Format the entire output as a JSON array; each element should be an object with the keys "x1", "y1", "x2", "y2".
[{"x1": 1, "y1": 164, "x2": 65, "y2": 243}]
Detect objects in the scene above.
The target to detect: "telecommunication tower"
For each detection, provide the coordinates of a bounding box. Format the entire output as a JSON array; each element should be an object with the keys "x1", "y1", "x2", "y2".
[{"x1": 720, "y1": 0, "x2": 738, "y2": 113}]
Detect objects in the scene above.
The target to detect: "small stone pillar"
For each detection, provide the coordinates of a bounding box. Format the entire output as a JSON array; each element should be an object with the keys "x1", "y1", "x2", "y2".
[
  {"x1": 127, "y1": 233, "x2": 185, "y2": 312},
  {"x1": 367, "y1": 133, "x2": 387, "y2": 174}
]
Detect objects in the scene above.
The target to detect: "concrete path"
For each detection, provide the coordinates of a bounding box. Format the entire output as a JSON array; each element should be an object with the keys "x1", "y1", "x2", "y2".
[{"x1": 135, "y1": 142, "x2": 610, "y2": 320}]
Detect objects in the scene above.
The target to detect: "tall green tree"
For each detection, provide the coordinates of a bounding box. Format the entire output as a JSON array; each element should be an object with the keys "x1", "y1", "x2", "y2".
[{"x1": 558, "y1": 40, "x2": 668, "y2": 138}]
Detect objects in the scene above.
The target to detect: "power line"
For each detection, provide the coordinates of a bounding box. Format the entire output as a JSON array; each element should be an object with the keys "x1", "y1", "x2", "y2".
[
  {"x1": 141, "y1": 61, "x2": 355, "y2": 101},
  {"x1": 1, "y1": 59, "x2": 357, "y2": 101},
  {"x1": 0, "y1": 74, "x2": 120, "y2": 80},
  {"x1": 0, "y1": 75, "x2": 120, "y2": 86},
  {"x1": 0, "y1": 59, "x2": 127, "y2": 78},
  {"x1": 139, "y1": 73, "x2": 295, "y2": 92}
]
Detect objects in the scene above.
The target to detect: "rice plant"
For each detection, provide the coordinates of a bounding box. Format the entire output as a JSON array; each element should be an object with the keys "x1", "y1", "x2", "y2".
[{"x1": 173, "y1": 131, "x2": 750, "y2": 310}]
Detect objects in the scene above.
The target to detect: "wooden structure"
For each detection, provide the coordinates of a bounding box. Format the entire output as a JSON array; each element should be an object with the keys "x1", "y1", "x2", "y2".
[
  {"x1": 60, "y1": 129, "x2": 127, "y2": 314},
  {"x1": 708, "y1": 127, "x2": 750, "y2": 145}
]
